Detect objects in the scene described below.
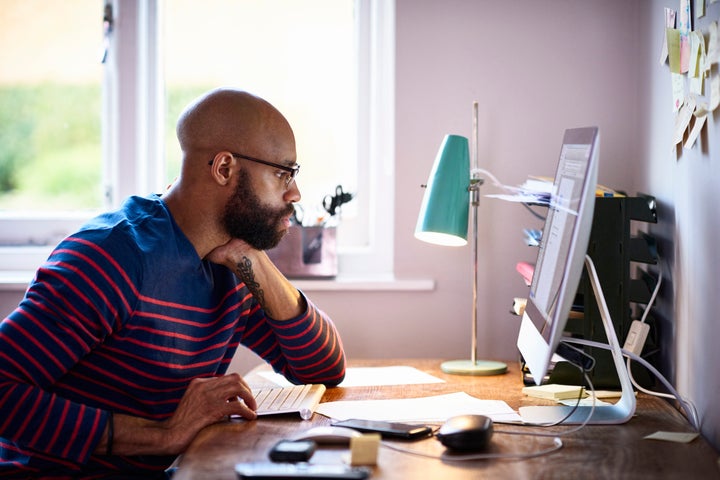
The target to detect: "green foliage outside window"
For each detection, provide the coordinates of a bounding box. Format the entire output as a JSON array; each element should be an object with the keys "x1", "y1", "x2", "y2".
[
  {"x1": 0, "y1": 85, "x2": 101, "y2": 210},
  {"x1": 0, "y1": 85, "x2": 212, "y2": 211}
]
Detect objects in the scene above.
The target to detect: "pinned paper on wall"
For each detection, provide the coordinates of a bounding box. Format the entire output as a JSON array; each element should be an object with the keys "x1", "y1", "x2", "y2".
[
  {"x1": 711, "y1": 75, "x2": 720, "y2": 111},
  {"x1": 672, "y1": 72, "x2": 686, "y2": 112},
  {"x1": 708, "y1": 21, "x2": 719, "y2": 65},
  {"x1": 684, "y1": 106, "x2": 708, "y2": 149},
  {"x1": 660, "y1": 5, "x2": 718, "y2": 152},
  {"x1": 660, "y1": 8, "x2": 677, "y2": 64},
  {"x1": 667, "y1": 28, "x2": 682, "y2": 74},
  {"x1": 689, "y1": 31, "x2": 706, "y2": 95},
  {"x1": 689, "y1": 31, "x2": 706, "y2": 77},
  {"x1": 674, "y1": 93, "x2": 696, "y2": 146},
  {"x1": 678, "y1": 0, "x2": 692, "y2": 73}
]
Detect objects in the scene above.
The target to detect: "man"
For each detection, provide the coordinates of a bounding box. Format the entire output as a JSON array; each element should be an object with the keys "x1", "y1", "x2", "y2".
[{"x1": 0, "y1": 88, "x2": 346, "y2": 477}]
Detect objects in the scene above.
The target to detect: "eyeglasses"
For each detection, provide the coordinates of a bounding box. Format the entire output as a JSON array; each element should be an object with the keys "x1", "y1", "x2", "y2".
[{"x1": 208, "y1": 152, "x2": 300, "y2": 188}]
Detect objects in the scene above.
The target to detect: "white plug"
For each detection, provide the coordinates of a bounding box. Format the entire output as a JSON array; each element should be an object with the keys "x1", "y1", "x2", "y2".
[{"x1": 623, "y1": 320, "x2": 650, "y2": 356}]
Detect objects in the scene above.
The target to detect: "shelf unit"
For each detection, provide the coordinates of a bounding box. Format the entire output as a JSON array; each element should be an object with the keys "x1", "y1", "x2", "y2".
[{"x1": 523, "y1": 194, "x2": 659, "y2": 389}]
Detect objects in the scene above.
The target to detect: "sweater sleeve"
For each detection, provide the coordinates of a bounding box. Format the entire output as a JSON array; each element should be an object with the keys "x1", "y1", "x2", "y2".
[
  {"x1": 0, "y1": 234, "x2": 138, "y2": 464},
  {"x1": 240, "y1": 292, "x2": 346, "y2": 386}
]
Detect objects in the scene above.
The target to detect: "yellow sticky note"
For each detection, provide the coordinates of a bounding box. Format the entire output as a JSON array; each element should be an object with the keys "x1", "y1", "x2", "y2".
[
  {"x1": 644, "y1": 431, "x2": 699, "y2": 443},
  {"x1": 349, "y1": 434, "x2": 380, "y2": 466},
  {"x1": 688, "y1": 31, "x2": 703, "y2": 78},
  {"x1": 667, "y1": 28, "x2": 682, "y2": 74}
]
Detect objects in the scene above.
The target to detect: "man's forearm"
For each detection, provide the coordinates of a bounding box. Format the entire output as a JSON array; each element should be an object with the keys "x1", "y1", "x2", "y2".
[
  {"x1": 232, "y1": 251, "x2": 305, "y2": 319},
  {"x1": 93, "y1": 374, "x2": 258, "y2": 457},
  {"x1": 94, "y1": 413, "x2": 181, "y2": 457}
]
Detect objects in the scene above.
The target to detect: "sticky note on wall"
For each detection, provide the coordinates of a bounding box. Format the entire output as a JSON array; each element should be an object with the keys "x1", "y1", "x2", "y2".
[{"x1": 667, "y1": 28, "x2": 682, "y2": 74}]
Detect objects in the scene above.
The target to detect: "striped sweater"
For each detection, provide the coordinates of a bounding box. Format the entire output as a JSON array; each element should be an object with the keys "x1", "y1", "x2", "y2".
[{"x1": 0, "y1": 194, "x2": 345, "y2": 478}]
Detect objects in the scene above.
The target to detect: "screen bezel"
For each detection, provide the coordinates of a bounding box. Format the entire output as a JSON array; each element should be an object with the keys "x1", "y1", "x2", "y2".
[{"x1": 517, "y1": 126, "x2": 600, "y2": 386}]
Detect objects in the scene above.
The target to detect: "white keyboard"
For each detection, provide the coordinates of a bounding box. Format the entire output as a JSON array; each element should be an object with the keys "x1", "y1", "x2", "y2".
[{"x1": 253, "y1": 384, "x2": 326, "y2": 420}]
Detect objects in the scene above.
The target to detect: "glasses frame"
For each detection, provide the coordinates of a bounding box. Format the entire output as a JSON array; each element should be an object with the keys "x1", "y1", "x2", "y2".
[{"x1": 208, "y1": 152, "x2": 300, "y2": 188}]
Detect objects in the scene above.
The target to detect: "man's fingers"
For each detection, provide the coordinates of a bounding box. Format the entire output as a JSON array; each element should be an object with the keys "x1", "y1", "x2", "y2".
[
  {"x1": 209, "y1": 373, "x2": 258, "y2": 414},
  {"x1": 227, "y1": 396, "x2": 258, "y2": 420}
]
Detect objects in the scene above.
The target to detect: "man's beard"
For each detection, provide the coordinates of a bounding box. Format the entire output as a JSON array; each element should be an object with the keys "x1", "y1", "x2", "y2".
[{"x1": 221, "y1": 173, "x2": 294, "y2": 251}]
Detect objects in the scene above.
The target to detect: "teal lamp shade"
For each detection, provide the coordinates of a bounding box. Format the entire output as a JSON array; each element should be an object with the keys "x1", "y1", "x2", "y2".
[{"x1": 415, "y1": 134, "x2": 470, "y2": 246}]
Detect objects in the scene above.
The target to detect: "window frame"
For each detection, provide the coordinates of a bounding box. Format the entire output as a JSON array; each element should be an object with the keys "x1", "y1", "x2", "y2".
[{"x1": 0, "y1": 0, "x2": 395, "y2": 282}]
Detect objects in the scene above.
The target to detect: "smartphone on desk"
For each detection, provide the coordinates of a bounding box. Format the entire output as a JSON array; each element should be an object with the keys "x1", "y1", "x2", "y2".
[{"x1": 331, "y1": 419, "x2": 432, "y2": 440}]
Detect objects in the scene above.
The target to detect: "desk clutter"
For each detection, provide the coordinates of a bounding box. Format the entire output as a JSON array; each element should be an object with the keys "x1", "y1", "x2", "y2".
[
  {"x1": 174, "y1": 360, "x2": 716, "y2": 479},
  {"x1": 234, "y1": 415, "x2": 497, "y2": 479}
]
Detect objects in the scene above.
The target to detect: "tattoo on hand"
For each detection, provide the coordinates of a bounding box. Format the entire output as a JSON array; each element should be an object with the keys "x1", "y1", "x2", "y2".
[{"x1": 236, "y1": 256, "x2": 266, "y2": 307}]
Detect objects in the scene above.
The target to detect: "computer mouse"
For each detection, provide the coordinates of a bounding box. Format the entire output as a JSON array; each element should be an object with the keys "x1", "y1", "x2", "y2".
[
  {"x1": 291, "y1": 426, "x2": 363, "y2": 445},
  {"x1": 435, "y1": 414, "x2": 493, "y2": 451}
]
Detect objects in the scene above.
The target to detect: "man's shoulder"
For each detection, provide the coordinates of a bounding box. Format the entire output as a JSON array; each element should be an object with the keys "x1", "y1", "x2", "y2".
[{"x1": 51, "y1": 195, "x2": 171, "y2": 263}]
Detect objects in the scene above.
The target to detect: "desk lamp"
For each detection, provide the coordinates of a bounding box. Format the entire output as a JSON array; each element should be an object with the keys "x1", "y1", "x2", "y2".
[{"x1": 415, "y1": 102, "x2": 507, "y2": 376}]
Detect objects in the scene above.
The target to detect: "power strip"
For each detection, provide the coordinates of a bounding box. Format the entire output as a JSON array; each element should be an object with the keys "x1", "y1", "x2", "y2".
[{"x1": 623, "y1": 320, "x2": 650, "y2": 356}]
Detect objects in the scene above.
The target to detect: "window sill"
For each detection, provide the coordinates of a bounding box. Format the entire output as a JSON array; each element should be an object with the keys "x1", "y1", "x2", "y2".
[
  {"x1": 0, "y1": 271, "x2": 34, "y2": 291},
  {"x1": 0, "y1": 270, "x2": 435, "y2": 293},
  {"x1": 290, "y1": 276, "x2": 435, "y2": 292}
]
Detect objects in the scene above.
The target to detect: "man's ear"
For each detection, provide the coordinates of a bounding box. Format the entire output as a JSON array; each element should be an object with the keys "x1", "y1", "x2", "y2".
[{"x1": 208, "y1": 151, "x2": 236, "y2": 186}]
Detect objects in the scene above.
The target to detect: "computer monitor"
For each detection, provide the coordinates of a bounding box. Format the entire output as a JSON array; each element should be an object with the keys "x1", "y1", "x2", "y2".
[
  {"x1": 516, "y1": 126, "x2": 636, "y2": 424},
  {"x1": 517, "y1": 127, "x2": 599, "y2": 385}
]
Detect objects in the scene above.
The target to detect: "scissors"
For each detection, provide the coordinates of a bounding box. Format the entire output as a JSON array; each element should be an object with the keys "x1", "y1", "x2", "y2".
[
  {"x1": 291, "y1": 204, "x2": 304, "y2": 225},
  {"x1": 323, "y1": 185, "x2": 354, "y2": 216}
]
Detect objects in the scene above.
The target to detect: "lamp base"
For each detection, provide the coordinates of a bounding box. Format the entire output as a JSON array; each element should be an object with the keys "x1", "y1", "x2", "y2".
[{"x1": 440, "y1": 359, "x2": 508, "y2": 376}]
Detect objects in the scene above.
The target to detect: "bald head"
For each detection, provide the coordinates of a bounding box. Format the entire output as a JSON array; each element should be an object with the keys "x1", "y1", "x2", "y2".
[{"x1": 176, "y1": 88, "x2": 294, "y2": 160}]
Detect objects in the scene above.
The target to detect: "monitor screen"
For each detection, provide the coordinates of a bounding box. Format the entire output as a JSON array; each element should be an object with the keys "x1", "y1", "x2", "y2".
[{"x1": 517, "y1": 127, "x2": 599, "y2": 386}]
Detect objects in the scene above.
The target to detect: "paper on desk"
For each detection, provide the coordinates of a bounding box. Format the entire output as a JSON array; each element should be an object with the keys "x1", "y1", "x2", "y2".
[
  {"x1": 258, "y1": 366, "x2": 445, "y2": 388},
  {"x1": 315, "y1": 391, "x2": 522, "y2": 424}
]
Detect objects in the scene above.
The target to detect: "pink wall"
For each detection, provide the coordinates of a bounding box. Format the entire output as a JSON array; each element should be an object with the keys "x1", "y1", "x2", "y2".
[{"x1": 312, "y1": 0, "x2": 644, "y2": 362}]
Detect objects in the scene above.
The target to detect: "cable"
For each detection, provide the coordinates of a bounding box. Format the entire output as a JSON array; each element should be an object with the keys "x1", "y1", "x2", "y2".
[
  {"x1": 379, "y1": 436, "x2": 563, "y2": 463},
  {"x1": 378, "y1": 366, "x2": 598, "y2": 463},
  {"x1": 626, "y1": 265, "x2": 674, "y2": 398},
  {"x1": 473, "y1": 168, "x2": 505, "y2": 190},
  {"x1": 522, "y1": 202, "x2": 547, "y2": 220},
  {"x1": 493, "y1": 368, "x2": 597, "y2": 441},
  {"x1": 624, "y1": 259, "x2": 699, "y2": 429},
  {"x1": 471, "y1": 167, "x2": 551, "y2": 223},
  {"x1": 638, "y1": 261, "x2": 662, "y2": 325},
  {"x1": 565, "y1": 336, "x2": 700, "y2": 431}
]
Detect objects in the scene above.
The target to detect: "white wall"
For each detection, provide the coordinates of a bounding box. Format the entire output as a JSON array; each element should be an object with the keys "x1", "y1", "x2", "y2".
[{"x1": 637, "y1": 1, "x2": 720, "y2": 451}]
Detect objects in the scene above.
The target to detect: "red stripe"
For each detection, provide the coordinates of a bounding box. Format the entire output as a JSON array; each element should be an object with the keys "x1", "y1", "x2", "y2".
[
  {"x1": 15, "y1": 387, "x2": 44, "y2": 445},
  {"x1": 52, "y1": 246, "x2": 132, "y2": 313},
  {"x1": 78, "y1": 408, "x2": 102, "y2": 461},
  {"x1": 61, "y1": 404, "x2": 86, "y2": 458},
  {"x1": 39, "y1": 270, "x2": 107, "y2": 337},
  {"x1": 22, "y1": 305, "x2": 80, "y2": 359},
  {"x1": 46, "y1": 259, "x2": 118, "y2": 318},
  {"x1": 66, "y1": 237, "x2": 140, "y2": 298},
  {"x1": 4, "y1": 318, "x2": 66, "y2": 374},
  {"x1": 29, "y1": 394, "x2": 56, "y2": 448},
  {"x1": 0, "y1": 335, "x2": 54, "y2": 384},
  {"x1": 0, "y1": 385, "x2": 31, "y2": 432},
  {"x1": 46, "y1": 401, "x2": 70, "y2": 453}
]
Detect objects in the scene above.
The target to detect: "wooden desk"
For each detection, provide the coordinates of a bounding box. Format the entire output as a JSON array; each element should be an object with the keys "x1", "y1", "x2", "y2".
[{"x1": 173, "y1": 359, "x2": 719, "y2": 479}]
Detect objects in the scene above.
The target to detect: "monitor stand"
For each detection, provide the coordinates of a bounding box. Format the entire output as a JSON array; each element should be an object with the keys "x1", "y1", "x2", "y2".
[{"x1": 519, "y1": 255, "x2": 636, "y2": 425}]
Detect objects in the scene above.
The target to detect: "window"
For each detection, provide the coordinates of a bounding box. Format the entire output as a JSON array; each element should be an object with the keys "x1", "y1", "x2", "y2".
[
  {"x1": 0, "y1": 0, "x2": 102, "y2": 235},
  {"x1": 0, "y1": 0, "x2": 394, "y2": 280}
]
